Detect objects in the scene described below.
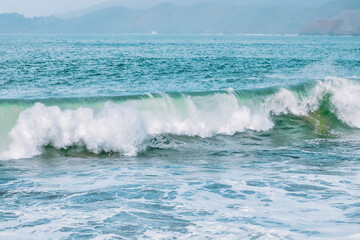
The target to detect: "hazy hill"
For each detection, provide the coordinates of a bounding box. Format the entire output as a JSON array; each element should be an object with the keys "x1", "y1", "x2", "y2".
[
  {"x1": 301, "y1": 10, "x2": 360, "y2": 35},
  {"x1": 299, "y1": 0, "x2": 360, "y2": 35},
  {"x1": 0, "y1": 13, "x2": 60, "y2": 33},
  {"x1": 61, "y1": 7, "x2": 139, "y2": 33},
  {"x1": 0, "y1": 0, "x2": 359, "y2": 35},
  {"x1": 54, "y1": 0, "x2": 334, "y2": 19}
]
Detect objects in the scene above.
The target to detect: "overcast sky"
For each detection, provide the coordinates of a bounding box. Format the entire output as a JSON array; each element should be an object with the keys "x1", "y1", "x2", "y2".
[
  {"x1": 0, "y1": 0, "x2": 104, "y2": 17},
  {"x1": 0, "y1": 0, "x2": 335, "y2": 17}
]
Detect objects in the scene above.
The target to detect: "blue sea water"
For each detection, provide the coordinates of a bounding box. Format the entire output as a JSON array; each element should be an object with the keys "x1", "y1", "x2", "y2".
[{"x1": 0, "y1": 34, "x2": 360, "y2": 239}]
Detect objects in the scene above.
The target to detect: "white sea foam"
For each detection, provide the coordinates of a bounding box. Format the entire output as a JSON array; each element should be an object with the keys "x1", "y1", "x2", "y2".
[
  {"x1": 1, "y1": 77, "x2": 359, "y2": 160},
  {"x1": 317, "y1": 77, "x2": 360, "y2": 128}
]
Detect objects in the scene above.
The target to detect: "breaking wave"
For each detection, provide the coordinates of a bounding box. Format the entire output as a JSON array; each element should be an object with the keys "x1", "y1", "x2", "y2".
[{"x1": 0, "y1": 77, "x2": 359, "y2": 160}]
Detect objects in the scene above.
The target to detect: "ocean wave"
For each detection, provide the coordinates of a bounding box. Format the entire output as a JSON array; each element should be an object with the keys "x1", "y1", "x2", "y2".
[{"x1": 0, "y1": 77, "x2": 359, "y2": 160}]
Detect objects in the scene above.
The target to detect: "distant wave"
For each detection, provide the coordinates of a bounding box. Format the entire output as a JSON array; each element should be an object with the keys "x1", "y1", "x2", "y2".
[{"x1": 0, "y1": 77, "x2": 359, "y2": 160}]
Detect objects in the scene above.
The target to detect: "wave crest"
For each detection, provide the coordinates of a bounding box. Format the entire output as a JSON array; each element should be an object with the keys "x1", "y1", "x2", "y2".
[{"x1": 1, "y1": 77, "x2": 359, "y2": 160}]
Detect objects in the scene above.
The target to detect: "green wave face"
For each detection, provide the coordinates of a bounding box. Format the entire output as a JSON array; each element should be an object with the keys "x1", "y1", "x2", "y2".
[{"x1": 0, "y1": 77, "x2": 358, "y2": 160}]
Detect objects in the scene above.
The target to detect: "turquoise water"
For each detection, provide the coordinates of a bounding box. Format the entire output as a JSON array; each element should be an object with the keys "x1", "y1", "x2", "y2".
[{"x1": 0, "y1": 35, "x2": 360, "y2": 239}]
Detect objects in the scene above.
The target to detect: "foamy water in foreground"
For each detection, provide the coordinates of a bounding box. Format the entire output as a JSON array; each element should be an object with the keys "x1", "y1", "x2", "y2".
[{"x1": 0, "y1": 35, "x2": 360, "y2": 239}]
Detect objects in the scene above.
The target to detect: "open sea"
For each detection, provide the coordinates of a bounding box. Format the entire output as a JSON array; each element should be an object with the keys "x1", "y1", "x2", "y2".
[{"x1": 0, "y1": 34, "x2": 360, "y2": 239}]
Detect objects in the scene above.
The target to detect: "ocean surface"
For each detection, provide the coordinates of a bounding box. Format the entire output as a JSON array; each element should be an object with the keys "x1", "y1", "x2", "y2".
[{"x1": 0, "y1": 34, "x2": 360, "y2": 239}]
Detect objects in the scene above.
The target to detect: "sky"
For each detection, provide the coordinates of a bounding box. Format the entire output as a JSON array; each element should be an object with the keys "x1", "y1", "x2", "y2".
[
  {"x1": 0, "y1": 0, "x2": 105, "y2": 17},
  {"x1": 0, "y1": 0, "x2": 335, "y2": 17}
]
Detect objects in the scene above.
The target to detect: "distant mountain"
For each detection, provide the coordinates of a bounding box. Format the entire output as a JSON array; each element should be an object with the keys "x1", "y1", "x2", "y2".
[
  {"x1": 301, "y1": 10, "x2": 360, "y2": 36},
  {"x1": 0, "y1": 13, "x2": 60, "y2": 33},
  {"x1": 126, "y1": 3, "x2": 312, "y2": 34},
  {"x1": 60, "y1": 7, "x2": 139, "y2": 33},
  {"x1": 55, "y1": 0, "x2": 334, "y2": 19},
  {"x1": 0, "y1": 0, "x2": 359, "y2": 35},
  {"x1": 300, "y1": 0, "x2": 360, "y2": 35},
  {"x1": 55, "y1": 2, "x2": 124, "y2": 19}
]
